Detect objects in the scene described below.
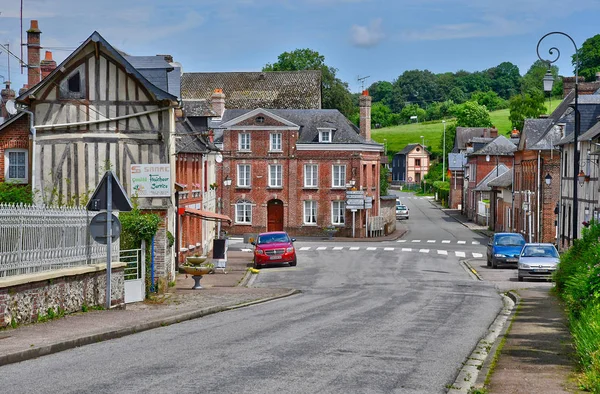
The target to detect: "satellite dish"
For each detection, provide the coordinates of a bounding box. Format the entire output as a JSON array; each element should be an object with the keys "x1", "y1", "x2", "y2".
[
  {"x1": 215, "y1": 153, "x2": 223, "y2": 163},
  {"x1": 5, "y1": 100, "x2": 17, "y2": 115}
]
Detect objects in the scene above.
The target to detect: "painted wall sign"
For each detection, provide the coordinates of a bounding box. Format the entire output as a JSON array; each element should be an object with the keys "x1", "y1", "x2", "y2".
[{"x1": 131, "y1": 164, "x2": 171, "y2": 197}]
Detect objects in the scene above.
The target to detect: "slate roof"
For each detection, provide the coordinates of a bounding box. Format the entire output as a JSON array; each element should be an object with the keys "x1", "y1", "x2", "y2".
[
  {"x1": 212, "y1": 108, "x2": 382, "y2": 147},
  {"x1": 396, "y1": 143, "x2": 430, "y2": 156},
  {"x1": 17, "y1": 32, "x2": 177, "y2": 103},
  {"x1": 579, "y1": 121, "x2": 600, "y2": 141},
  {"x1": 181, "y1": 71, "x2": 322, "y2": 110},
  {"x1": 528, "y1": 124, "x2": 563, "y2": 150},
  {"x1": 448, "y1": 152, "x2": 467, "y2": 170},
  {"x1": 520, "y1": 118, "x2": 553, "y2": 150},
  {"x1": 470, "y1": 135, "x2": 517, "y2": 156},
  {"x1": 487, "y1": 169, "x2": 513, "y2": 188},
  {"x1": 453, "y1": 127, "x2": 498, "y2": 152},
  {"x1": 556, "y1": 100, "x2": 600, "y2": 145},
  {"x1": 473, "y1": 164, "x2": 509, "y2": 191},
  {"x1": 183, "y1": 100, "x2": 217, "y2": 117},
  {"x1": 175, "y1": 118, "x2": 218, "y2": 154}
]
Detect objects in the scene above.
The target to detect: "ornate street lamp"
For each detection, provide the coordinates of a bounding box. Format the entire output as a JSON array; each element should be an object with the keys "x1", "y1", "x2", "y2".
[{"x1": 537, "y1": 32, "x2": 580, "y2": 241}]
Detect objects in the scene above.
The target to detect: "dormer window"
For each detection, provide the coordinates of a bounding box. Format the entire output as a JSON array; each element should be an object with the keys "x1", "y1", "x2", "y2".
[
  {"x1": 255, "y1": 116, "x2": 265, "y2": 124},
  {"x1": 318, "y1": 128, "x2": 333, "y2": 143},
  {"x1": 59, "y1": 64, "x2": 86, "y2": 99}
]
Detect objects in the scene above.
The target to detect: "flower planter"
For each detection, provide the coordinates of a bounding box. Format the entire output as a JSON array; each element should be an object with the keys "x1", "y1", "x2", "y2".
[
  {"x1": 186, "y1": 256, "x2": 208, "y2": 265},
  {"x1": 180, "y1": 265, "x2": 212, "y2": 276}
]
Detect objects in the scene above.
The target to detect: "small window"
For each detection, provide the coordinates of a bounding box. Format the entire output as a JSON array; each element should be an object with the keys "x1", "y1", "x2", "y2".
[
  {"x1": 269, "y1": 164, "x2": 283, "y2": 187},
  {"x1": 332, "y1": 201, "x2": 345, "y2": 225},
  {"x1": 238, "y1": 133, "x2": 251, "y2": 151},
  {"x1": 332, "y1": 165, "x2": 346, "y2": 187},
  {"x1": 304, "y1": 164, "x2": 318, "y2": 187},
  {"x1": 319, "y1": 130, "x2": 331, "y2": 143},
  {"x1": 237, "y1": 164, "x2": 251, "y2": 187},
  {"x1": 304, "y1": 201, "x2": 317, "y2": 224},
  {"x1": 255, "y1": 116, "x2": 265, "y2": 123},
  {"x1": 270, "y1": 133, "x2": 282, "y2": 151},
  {"x1": 235, "y1": 200, "x2": 252, "y2": 224},
  {"x1": 68, "y1": 72, "x2": 81, "y2": 93},
  {"x1": 4, "y1": 149, "x2": 28, "y2": 183},
  {"x1": 59, "y1": 65, "x2": 85, "y2": 99},
  {"x1": 415, "y1": 159, "x2": 421, "y2": 166}
]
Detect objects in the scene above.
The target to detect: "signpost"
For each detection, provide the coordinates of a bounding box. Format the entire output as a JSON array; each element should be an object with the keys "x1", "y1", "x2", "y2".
[
  {"x1": 87, "y1": 171, "x2": 133, "y2": 309},
  {"x1": 130, "y1": 164, "x2": 171, "y2": 197}
]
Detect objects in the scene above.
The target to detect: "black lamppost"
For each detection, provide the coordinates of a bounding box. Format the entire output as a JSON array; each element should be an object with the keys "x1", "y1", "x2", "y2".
[{"x1": 537, "y1": 32, "x2": 580, "y2": 242}]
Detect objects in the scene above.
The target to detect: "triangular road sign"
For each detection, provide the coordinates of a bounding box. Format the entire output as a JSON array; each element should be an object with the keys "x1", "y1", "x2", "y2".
[{"x1": 86, "y1": 171, "x2": 133, "y2": 212}]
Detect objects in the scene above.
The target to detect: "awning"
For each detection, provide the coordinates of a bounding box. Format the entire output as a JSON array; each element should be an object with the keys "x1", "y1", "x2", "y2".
[{"x1": 184, "y1": 208, "x2": 232, "y2": 224}]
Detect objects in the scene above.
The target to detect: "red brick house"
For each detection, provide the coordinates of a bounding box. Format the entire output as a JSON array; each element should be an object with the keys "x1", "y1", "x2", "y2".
[{"x1": 212, "y1": 91, "x2": 383, "y2": 237}]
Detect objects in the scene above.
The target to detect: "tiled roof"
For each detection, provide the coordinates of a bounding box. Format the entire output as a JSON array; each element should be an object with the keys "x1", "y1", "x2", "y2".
[
  {"x1": 487, "y1": 169, "x2": 513, "y2": 188},
  {"x1": 471, "y1": 135, "x2": 517, "y2": 156},
  {"x1": 473, "y1": 164, "x2": 509, "y2": 191},
  {"x1": 521, "y1": 118, "x2": 553, "y2": 149},
  {"x1": 454, "y1": 127, "x2": 497, "y2": 151},
  {"x1": 396, "y1": 143, "x2": 430, "y2": 156},
  {"x1": 183, "y1": 100, "x2": 217, "y2": 117},
  {"x1": 448, "y1": 153, "x2": 467, "y2": 170},
  {"x1": 181, "y1": 71, "x2": 322, "y2": 109},
  {"x1": 175, "y1": 118, "x2": 218, "y2": 154},
  {"x1": 529, "y1": 124, "x2": 563, "y2": 150}
]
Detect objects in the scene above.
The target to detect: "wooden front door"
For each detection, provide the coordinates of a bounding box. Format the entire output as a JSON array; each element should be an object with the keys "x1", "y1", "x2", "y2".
[{"x1": 267, "y1": 199, "x2": 284, "y2": 232}]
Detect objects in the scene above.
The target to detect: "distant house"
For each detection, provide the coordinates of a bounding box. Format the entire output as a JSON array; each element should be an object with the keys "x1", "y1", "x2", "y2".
[{"x1": 391, "y1": 144, "x2": 430, "y2": 183}]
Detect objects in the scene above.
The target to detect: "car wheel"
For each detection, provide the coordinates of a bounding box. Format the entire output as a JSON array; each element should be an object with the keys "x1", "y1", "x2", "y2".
[
  {"x1": 487, "y1": 257, "x2": 491, "y2": 267},
  {"x1": 492, "y1": 259, "x2": 498, "y2": 269},
  {"x1": 518, "y1": 275, "x2": 524, "y2": 282},
  {"x1": 253, "y1": 260, "x2": 261, "y2": 269},
  {"x1": 289, "y1": 259, "x2": 297, "y2": 267}
]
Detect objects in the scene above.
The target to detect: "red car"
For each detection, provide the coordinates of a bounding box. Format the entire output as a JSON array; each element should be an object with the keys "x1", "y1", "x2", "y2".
[{"x1": 252, "y1": 231, "x2": 297, "y2": 269}]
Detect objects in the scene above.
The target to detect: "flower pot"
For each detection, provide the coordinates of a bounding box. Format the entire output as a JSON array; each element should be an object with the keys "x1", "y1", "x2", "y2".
[
  {"x1": 186, "y1": 256, "x2": 208, "y2": 265},
  {"x1": 181, "y1": 265, "x2": 212, "y2": 276}
]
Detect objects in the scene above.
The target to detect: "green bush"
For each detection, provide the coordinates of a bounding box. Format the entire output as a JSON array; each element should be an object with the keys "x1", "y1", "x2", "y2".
[{"x1": 0, "y1": 182, "x2": 33, "y2": 204}]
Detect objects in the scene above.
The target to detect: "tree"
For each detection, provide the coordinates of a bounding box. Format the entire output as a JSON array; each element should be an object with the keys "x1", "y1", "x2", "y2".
[
  {"x1": 521, "y1": 59, "x2": 561, "y2": 97},
  {"x1": 400, "y1": 104, "x2": 426, "y2": 124},
  {"x1": 455, "y1": 70, "x2": 492, "y2": 95},
  {"x1": 470, "y1": 90, "x2": 506, "y2": 111},
  {"x1": 508, "y1": 91, "x2": 547, "y2": 132},
  {"x1": 371, "y1": 102, "x2": 393, "y2": 128},
  {"x1": 454, "y1": 101, "x2": 493, "y2": 127},
  {"x1": 573, "y1": 34, "x2": 600, "y2": 82},
  {"x1": 440, "y1": 122, "x2": 457, "y2": 163},
  {"x1": 488, "y1": 62, "x2": 521, "y2": 99},
  {"x1": 393, "y1": 69, "x2": 439, "y2": 106},
  {"x1": 263, "y1": 48, "x2": 355, "y2": 117},
  {"x1": 367, "y1": 81, "x2": 394, "y2": 107}
]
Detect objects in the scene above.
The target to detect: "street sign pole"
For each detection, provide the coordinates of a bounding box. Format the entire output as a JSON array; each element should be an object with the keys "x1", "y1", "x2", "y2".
[
  {"x1": 352, "y1": 209, "x2": 357, "y2": 238},
  {"x1": 366, "y1": 208, "x2": 369, "y2": 238},
  {"x1": 106, "y1": 171, "x2": 112, "y2": 310}
]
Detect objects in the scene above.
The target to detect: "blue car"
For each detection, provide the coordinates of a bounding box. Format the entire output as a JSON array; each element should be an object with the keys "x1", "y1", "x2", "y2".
[{"x1": 486, "y1": 233, "x2": 526, "y2": 269}]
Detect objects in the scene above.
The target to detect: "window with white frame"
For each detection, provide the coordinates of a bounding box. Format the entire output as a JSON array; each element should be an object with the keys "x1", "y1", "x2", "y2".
[
  {"x1": 319, "y1": 129, "x2": 331, "y2": 143},
  {"x1": 238, "y1": 133, "x2": 251, "y2": 151},
  {"x1": 331, "y1": 201, "x2": 345, "y2": 225},
  {"x1": 4, "y1": 149, "x2": 28, "y2": 183},
  {"x1": 304, "y1": 164, "x2": 318, "y2": 187},
  {"x1": 270, "y1": 133, "x2": 282, "y2": 151},
  {"x1": 237, "y1": 164, "x2": 251, "y2": 187},
  {"x1": 304, "y1": 201, "x2": 317, "y2": 224},
  {"x1": 269, "y1": 164, "x2": 283, "y2": 187},
  {"x1": 235, "y1": 200, "x2": 252, "y2": 224},
  {"x1": 332, "y1": 164, "x2": 346, "y2": 187}
]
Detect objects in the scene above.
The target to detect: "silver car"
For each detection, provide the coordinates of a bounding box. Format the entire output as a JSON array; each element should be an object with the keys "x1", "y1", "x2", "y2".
[
  {"x1": 396, "y1": 204, "x2": 409, "y2": 220},
  {"x1": 517, "y1": 243, "x2": 560, "y2": 282}
]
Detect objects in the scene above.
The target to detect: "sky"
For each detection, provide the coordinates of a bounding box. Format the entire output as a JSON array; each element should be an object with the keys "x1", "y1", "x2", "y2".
[{"x1": 1, "y1": 0, "x2": 600, "y2": 95}]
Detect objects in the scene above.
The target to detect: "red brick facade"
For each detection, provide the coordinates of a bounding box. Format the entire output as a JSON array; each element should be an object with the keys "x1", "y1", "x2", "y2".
[
  {"x1": 0, "y1": 115, "x2": 31, "y2": 184},
  {"x1": 464, "y1": 155, "x2": 514, "y2": 221}
]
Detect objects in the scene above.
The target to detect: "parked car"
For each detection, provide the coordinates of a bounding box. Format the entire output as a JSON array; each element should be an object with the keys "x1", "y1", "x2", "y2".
[
  {"x1": 251, "y1": 231, "x2": 297, "y2": 269},
  {"x1": 486, "y1": 233, "x2": 526, "y2": 269},
  {"x1": 396, "y1": 204, "x2": 409, "y2": 220},
  {"x1": 518, "y1": 243, "x2": 560, "y2": 282}
]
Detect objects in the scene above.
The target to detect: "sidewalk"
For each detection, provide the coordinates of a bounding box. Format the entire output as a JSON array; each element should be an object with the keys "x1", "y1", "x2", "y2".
[
  {"x1": 430, "y1": 200, "x2": 581, "y2": 393},
  {"x1": 0, "y1": 251, "x2": 297, "y2": 366}
]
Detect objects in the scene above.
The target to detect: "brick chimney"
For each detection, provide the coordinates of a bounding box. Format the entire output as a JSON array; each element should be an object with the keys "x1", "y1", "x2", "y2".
[
  {"x1": 511, "y1": 127, "x2": 520, "y2": 138},
  {"x1": 1, "y1": 81, "x2": 16, "y2": 119},
  {"x1": 211, "y1": 88, "x2": 225, "y2": 118},
  {"x1": 27, "y1": 20, "x2": 42, "y2": 88},
  {"x1": 19, "y1": 84, "x2": 29, "y2": 96},
  {"x1": 359, "y1": 90, "x2": 372, "y2": 141},
  {"x1": 40, "y1": 51, "x2": 57, "y2": 79},
  {"x1": 490, "y1": 127, "x2": 498, "y2": 138}
]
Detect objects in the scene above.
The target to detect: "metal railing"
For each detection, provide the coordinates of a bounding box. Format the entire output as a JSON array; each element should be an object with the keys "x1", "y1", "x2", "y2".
[{"x1": 0, "y1": 203, "x2": 117, "y2": 277}]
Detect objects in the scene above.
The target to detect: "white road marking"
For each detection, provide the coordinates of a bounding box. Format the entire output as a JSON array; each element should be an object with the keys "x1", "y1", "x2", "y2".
[
  {"x1": 419, "y1": 249, "x2": 430, "y2": 253},
  {"x1": 427, "y1": 240, "x2": 436, "y2": 243},
  {"x1": 412, "y1": 240, "x2": 421, "y2": 243},
  {"x1": 384, "y1": 247, "x2": 395, "y2": 251},
  {"x1": 333, "y1": 247, "x2": 343, "y2": 250},
  {"x1": 241, "y1": 248, "x2": 252, "y2": 252},
  {"x1": 442, "y1": 240, "x2": 450, "y2": 244},
  {"x1": 402, "y1": 248, "x2": 412, "y2": 252},
  {"x1": 455, "y1": 251, "x2": 466, "y2": 257},
  {"x1": 316, "y1": 247, "x2": 327, "y2": 251},
  {"x1": 472, "y1": 253, "x2": 483, "y2": 258},
  {"x1": 366, "y1": 247, "x2": 377, "y2": 251},
  {"x1": 397, "y1": 240, "x2": 407, "y2": 243},
  {"x1": 299, "y1": 247, "x2": 311, "y2": 251},
  {"x1": 438, "y1": 250, "x2": 448, "y2": 255},
  {"x1": 457, "y1": 241, "x2": 466, "y2": 244},
  {"x1": 349, "y1": 247, "x2": 359, "y2": 251}
]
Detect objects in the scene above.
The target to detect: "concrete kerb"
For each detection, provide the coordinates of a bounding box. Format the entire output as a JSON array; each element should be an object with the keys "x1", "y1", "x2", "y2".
[
  {"x1": 448, "y1": 292, "x2": 518, "y2": 393},
  {"x1": 0, "y1": 289, "x2": 300, "y2": 367},
  {"x1": 462, "y1": 260, "x2": 484, "y2": 281}
]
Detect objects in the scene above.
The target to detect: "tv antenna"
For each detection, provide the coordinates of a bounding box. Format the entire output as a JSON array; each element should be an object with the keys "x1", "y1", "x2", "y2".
[{"x1": 357, "y1": 75, "x2": 370, "y2": 91}]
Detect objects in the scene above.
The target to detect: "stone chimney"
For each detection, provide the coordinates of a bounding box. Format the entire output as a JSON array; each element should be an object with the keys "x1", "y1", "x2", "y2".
[
  {"x1": 359, "y1": 90, "x2": 372, "y2": 141},
  {"x1": 490, "y1": 127, "x2": 498, "y2": 138},
  {"x1": 1, "y1": 81, "x2": 16, "y2": 119},
  {"x1": 27, "y1": 20, "x2": 42, "y2": 88},
  {"x1": 211, "y1": 88, "x2": 225, "y2": 118},
  {"x1": 510, "y1": 127, "x2": 520, "y2": 138},
  {"x1": 40, "y1": 51, "x2": 57, "y2": 79}
]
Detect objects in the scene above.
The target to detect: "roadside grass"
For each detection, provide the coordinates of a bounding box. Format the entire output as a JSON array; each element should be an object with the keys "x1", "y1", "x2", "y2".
[{"x1": 372, "y1": 101, "x2": 560, "y2": 157}]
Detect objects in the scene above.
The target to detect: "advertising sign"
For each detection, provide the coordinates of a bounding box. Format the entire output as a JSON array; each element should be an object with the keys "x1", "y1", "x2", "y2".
[{"x1": 131, "y1": 164, "x2": 171, "y2": 197}]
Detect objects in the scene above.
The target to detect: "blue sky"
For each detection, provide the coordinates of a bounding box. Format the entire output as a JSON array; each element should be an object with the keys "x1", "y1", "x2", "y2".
[{"x1": 1, "y1": 0, "x2": 600, "y2": 94}]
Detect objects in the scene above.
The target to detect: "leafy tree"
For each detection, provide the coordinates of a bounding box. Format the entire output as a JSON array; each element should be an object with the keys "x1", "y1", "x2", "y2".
[
  {"x1": 263, "y1": 48, "x2": 354, "y2": 117},
  {"x1": 436, "y1": 72, "x2": 457, "y2": 100},
  {"x1": 470, "y1": 90, "x2": 506, "y2": 111},
  {"x1": 573, "y1": 34, "x2": 600, "y2": 82},
  {"x1": 400, "y1": 104, "x2": 426, "y2": 123},
  {"x1": 455, "y1": 70, "x2": 492, "y2": 94},
  {"x1": 394, "y1": 69, "x2": 439, "y2": 106},
  {"x1": 371, "y1": 102, "x2": 393, "y2": 128},
  {"x1": 440, "y1": 122, "x2": 457, "y2": 165},
  {"x1": 508, "y1": 90, "x2": 547, "y2": 132},
  {"x1": 488, "y1": 62, "x2": 521, "y2": 99},
  {"x1": 380, "y1": 166, "x2": 390, "y2": 196},
  {"x1": 454, "y1": 101, "x2": 493, "y2": 127},
  {"x1": 366, "y1": 81, "x2": 395, "y2": 107},
  {"x1": 447, "y1": 87, "x2": 467, "y2": 104},
  {"x1": 521, "y1": 59, "x2": 561, "y2": 97}
]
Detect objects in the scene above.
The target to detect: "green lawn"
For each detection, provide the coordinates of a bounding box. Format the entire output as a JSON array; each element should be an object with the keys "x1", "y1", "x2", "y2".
[{"x1": 372, "y1": 101, "x2": 560, "y2": 157}]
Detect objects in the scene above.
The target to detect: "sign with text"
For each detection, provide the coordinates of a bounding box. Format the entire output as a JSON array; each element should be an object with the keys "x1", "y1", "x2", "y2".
[
  {"x1": 131, "y1": 164, "x2": 171, "y2": 197},
  {"x1": 364, "y1": 196, "x2": 373, "y2": 209}
]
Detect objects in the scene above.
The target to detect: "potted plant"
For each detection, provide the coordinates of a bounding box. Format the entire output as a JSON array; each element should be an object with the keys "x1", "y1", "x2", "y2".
[{"x1": 323, "y1": 226, "x2": 338, "y2": 240}]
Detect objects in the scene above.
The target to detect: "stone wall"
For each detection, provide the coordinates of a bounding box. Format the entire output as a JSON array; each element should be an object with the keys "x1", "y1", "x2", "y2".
[
  {"x1": 380, "y1": 196, "x2": 397, "y2": 235},
  {"x1": 0, "y1": 263, "x2": 125, "y2": 328}
]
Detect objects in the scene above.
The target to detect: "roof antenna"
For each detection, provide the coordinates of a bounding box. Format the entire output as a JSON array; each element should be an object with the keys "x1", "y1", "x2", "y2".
[{"x1": 357, "y1": 75, "x2": 370, "y2": 92}]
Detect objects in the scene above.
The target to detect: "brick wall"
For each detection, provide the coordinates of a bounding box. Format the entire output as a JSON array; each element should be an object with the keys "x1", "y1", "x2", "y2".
[{"x1": 0, "y1": 116, "x2": 31, "y2": 183}]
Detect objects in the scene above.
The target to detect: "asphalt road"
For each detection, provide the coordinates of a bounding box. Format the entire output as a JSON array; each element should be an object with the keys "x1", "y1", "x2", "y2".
[{"x1": 0, "y1": 194, "x2": 503, "y2": 393}]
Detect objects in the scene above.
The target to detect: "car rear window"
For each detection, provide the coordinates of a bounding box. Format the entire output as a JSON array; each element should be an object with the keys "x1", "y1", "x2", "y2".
[
  {"x1": 397, "y1": 205, "x2": 407, "y2": 210},
  {"x1": 258, "y1": 234, "x2": 290, "y2": 244},
  {"x1": 495, "y1": 235, "x2": 525, "y2": 246}
]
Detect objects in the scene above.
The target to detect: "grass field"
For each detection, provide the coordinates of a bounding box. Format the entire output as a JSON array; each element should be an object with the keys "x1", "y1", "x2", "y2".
[{"x1": 372, "y1": 101, "x2": 560, "y2": 157}]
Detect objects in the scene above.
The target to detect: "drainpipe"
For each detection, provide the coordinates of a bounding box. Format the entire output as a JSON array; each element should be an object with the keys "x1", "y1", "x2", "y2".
[
  {"x1": 19, "y1": 108, "x2": 36, "y2": 198},
  {"x1": 537, "y1": 151, "x2": 541, "y2": 242}
]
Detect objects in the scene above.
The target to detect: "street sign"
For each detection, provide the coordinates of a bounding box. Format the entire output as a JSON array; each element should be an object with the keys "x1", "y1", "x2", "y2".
[
  {"x1": 90, "y1": 212, "x2": 121, "y2": 244},
  {"x1": 364, "y1": 196, "x2": 373, "y2": 209},
  {"x1": 86, "y1": 171, "x2": 133, "y2": 212},
  {"x1": 346, "y1": 190, "x2": 365, "y2": 196}
]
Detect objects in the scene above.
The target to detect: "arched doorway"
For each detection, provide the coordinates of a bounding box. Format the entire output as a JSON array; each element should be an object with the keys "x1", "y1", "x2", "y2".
[{"x1": 267, "y1": 199, "x2": 284, "y2": 232}]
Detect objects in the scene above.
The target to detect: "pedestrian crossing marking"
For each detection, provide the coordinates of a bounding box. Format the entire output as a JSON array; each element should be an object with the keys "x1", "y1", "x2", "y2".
[
  {"x1": 349, "y1": 247, "x2": 359, "y2": 251},
  {"x1": 456, "y1": 251, "x2": 466, "y2": 257},
  {"x1": 366, "y1": 247, "x2": 377, "y2": 251},
  {"x1": 402, "y1": 248, "x2": 412, "y2": 252},
  {"x1": 419, "y1": 249, "x2": 430, "y2": 253},
  {"x1": 457, "y1": 241, "x2": 466, "y2": 244},
  {"x1": 299, "y1": 247, "x2": 311, "y2": 251},
  {"x1": 473, "y1": 253, "x2": 483, "y2": 258},
  {"x1": 472, "y1": 241, "x2": 480, "y2": 245},
  {"x1": 438, "y1": 250, "x2": 448, "y2": 255},
  {"x1": 333, "y1": 247, "x2": 343, "y2": 250},
  {"x1": 397, "y1": 240, "x2": 407, "y2": 243},
  {"x1": 412, "y1": 240, "x2": 421, "y2": 243},
  {"x1": 442, "y1": 240, "x2": 450, "y2": 244},
  {"x1": 316, "y1": 247, "x2": 327, "y2": 251},
  {"x1": 241, "y1": 248, "x2": 253, "y2": 252},
  {"x1": 427, "y1": 240, "x2": 436, "y2": 243},
  {"x1": 384, "y1": 247, "x2": 395, "y2": 251}
]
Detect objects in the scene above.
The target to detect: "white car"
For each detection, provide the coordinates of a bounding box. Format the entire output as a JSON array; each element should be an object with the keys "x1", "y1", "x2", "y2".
[{"x1": 517, "y1": 243, "x2": 560, "y2": 281}]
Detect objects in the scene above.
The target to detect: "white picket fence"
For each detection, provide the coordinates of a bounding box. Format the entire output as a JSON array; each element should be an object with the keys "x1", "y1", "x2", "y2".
[{"x1": 0, "y1": 203, "x2": 117, "y2": 277}]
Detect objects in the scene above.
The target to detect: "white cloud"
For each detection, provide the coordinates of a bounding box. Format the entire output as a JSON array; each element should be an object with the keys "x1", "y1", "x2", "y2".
[{"x1": 351, "y1": 18, "x2": 385, "y2": 47}]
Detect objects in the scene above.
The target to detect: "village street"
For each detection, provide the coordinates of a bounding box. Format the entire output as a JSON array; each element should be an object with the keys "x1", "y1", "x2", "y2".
[{"x1": 0, "y1": 194, "x2": 511, "y2": 393}]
